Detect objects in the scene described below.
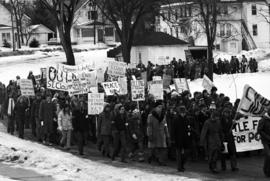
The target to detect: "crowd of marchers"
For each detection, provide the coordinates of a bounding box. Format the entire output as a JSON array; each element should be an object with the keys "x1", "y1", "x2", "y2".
[{"x1": 0, "y1": 56, "x2": 268, "y2": 177}]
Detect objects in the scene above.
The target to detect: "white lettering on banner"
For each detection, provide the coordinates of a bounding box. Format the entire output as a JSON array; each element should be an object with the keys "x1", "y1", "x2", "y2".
[
  {"x1": 233, "y1": 116, "x2": 263, "y2": 152},
  {"x1": 101, "y1": 81, "x2": 120, "y2": 96},
  {"x1": 118, "y1": 77, "x2": 128, "y2": 95},
  {"x1": 149, "y1": 80, "x2": 163, "y2": 100},
  {"x1": 237, "y1": 85, "x2": 270, "y2": 117},
  {"x1": 88, "y1": 93, "x2": 104, "y2": 115},
  {"x1": 131, "y1": 80, "x2": 145, "y2": 101},
  {"x1": 20, "y1": 79, "x2": 35, "y2": 96},
  {"x1": 202, "y1": 75, "x2": 215, "y2": 93},
  {"x1": 174, "y1": 78, "x2": 189, "y2": 93},
  {"x1": 107, "y1": 61, "x2": 127, "y2": 76}
]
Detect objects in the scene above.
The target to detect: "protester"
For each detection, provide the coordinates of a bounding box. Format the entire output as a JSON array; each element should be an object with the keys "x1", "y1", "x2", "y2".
[
  {"x1": 14, "y1": 96, "x2": 28, "y2": 139},
  {"x1": 31, "y1": 92, "x2": 42, "y2": 141},
  {"x1": 258, "y1": 108, "x2": 270, "y2": 177}
]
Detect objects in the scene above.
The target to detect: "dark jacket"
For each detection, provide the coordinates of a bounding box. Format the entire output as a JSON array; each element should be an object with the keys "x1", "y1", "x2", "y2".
[
  {"x1": 127, "y1": 112, "x2": 143, "y2": 141},
  {"x1": 98, "y1": 110, "x2": 113, "y2": 136},
  {"x1": 14, "y1": 102, "x2": 27, "y2": 120},
  {"x1": 72, "y1": 108, "x2": 88, "y2": 132},
  {"x1": 112, "y1": 113, "x2": 127, "y2": 131},
  {"x1": 172, "y1": 114, "x2": 191, "y2": 149},
  {"x1": 39, "y1": 100, "x2": 57, "y2": 133},
  {"x1": 31, "y1": 99, "x2": 42, "y2": 121},
  {"x1": 258, "y1": 115, "x2": 270, "y2": 145}
]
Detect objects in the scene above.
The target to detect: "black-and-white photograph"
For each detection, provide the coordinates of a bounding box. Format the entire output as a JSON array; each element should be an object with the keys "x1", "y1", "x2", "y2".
[{"x1": 0, "y1": 0, "x2": 270, "y2": 180}]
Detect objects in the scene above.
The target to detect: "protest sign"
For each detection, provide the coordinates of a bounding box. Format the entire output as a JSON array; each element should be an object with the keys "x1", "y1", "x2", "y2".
[
  {"x1": 118, "y1": 77, "x2": 128, "y2": 95},
  {"x1": 163, "y1": 74, "x2": 172, "y2": 89},
  {"x1": 237, "y1": 85, "x2": 270, "y2": 117},
  {"x1": 141, "y1": 71, "x2": 147, "y2": 88},
  {"x1": 88, "y1": 93, "x2": 104, "y2": 115},
  {"x1": 96, "y1": 68, "x2": 104, "y2": 83},
  {"x1": 174, "y1": 78, "x2": 189, "y2": 93},
  {"x1": 131, "y1": 80, "x2": 145, "y2": 101},
  {"x1": 107, "y1": 61, "x2": 127, "y2": 77},
  {"x1": 153, "y1": 76, "x2": 162, "y2": 81},
  {"x1": 58, "y1": 62, "x2": 95, "y2": 72},
  {"x1": 20, "y1": 79, "x2": 35, "y2": 96},
  {"x1": 202, "y1": 75, "x2": 215, "y2": 93},
  {"x1": 149, "y1": 80, "x2": 163, "y2": 100},
  {"x1": 127, "y1": 63, "x2": 137, "y2": 69},
  {"x1": 101, "y1": 81, "x2": 120, "y2": 96},
  {"x1": 233, "y1": 116, "x2": 263, "y2": 152}
]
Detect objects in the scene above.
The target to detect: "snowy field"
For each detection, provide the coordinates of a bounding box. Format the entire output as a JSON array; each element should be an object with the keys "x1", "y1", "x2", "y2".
[{"x1": 0, "y1": 127, "x2": 199, "y2": 181}]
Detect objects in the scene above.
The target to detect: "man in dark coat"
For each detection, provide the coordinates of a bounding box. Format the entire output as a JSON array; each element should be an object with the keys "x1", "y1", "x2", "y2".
[
  {"x1": 73, "y1": 100, "x2": 89, "y2": 155},
  {"x1": 172, "y1": 106, "x2": 192, "y2": 172},
  {"x1": 31, "y1": 92, "x2": 42, "y2": 141},
  {"x1": 258, "y1": 108, "x2": 270, "y2": 177},
  {"x1": 220, "y1": 108, "x2": 239, "y2": 171},
  {"x1": 39, "y1": 93, "x2": 57, "y2": 145},
  {"x1": 14, "y1": 96, "x2": 28, "y2": 139}
]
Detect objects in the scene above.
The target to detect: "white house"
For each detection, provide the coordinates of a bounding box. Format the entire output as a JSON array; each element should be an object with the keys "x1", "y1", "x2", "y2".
[
  {"x1": 68, "y1": 0, "x2": 118, "y2": 45},
  {"x1": 25, "y1": 24, "x2": 55, "y2": 45},
  {"x1": 157, "y1": 0, "x2": 270, "y2": 54}
]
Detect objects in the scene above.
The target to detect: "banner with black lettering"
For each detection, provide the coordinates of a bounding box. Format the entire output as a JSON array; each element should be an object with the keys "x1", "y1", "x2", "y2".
[
  {"x1": 101, "y1": 81, "x2": 120, "y2": 96},
  {"x1": 237, "y1": 85, "x2": 270, "y2": 117},
  {"x1": 131, "y1": 80, "x2": 145, "y2": 101},
  {"x1": 233, "y1": 116, "x2": 263, "y2": 152}
]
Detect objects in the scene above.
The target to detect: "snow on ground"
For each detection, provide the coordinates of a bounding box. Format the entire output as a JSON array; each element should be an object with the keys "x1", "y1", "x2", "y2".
[
  {"x1": 0, "y1": 130, "x2": 199, "y2": 181},
  {"x1": 0, "y1": 175, "x2": 17, "y2": 181}
]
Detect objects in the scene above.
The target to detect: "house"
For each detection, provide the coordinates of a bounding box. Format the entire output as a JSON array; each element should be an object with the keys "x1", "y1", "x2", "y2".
[
  {"x1": 0, "y1": 1, "x2": 55, "y2": 47},
  {"x1": 108, "y1": 32, "x2": 189, "y2": 65},
  {"x1": 157, "y1": 0, "x2": 270, "y2": 54},
  {"x1": 25, "y1": 24, "x2": 55, "y2": 45},
  {"x1": 69, "y1": 0, "x2": 118, "y2": 45}
]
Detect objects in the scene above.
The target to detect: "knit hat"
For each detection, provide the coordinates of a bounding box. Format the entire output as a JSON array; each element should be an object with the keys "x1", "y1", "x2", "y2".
[
  {"x1": 211, "y1": 86, "x2": 217, "y2": 93},
  {"x1": 154, "y1": 101, "x2": 163, "y2": 108}
]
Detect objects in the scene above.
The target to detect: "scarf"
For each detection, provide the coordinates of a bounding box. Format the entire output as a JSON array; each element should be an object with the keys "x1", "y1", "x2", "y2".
[{"x1": 8, "y1": 98, "x2": 15, "y2": 116}]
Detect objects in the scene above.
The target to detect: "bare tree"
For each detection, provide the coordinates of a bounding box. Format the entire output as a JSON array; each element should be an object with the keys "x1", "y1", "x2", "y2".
[
  {"x1": 41, "y1": 0, "x2": 82, "y2": 65},
  {"x1": 94, "y1": 0, "x2": 159, "y2": 63}
]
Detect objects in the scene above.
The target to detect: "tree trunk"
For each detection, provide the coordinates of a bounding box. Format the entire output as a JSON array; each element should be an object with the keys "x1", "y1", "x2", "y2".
[
  {"x1": 19, "y1": 22, "x2": 24, "y2": 45},
  {"x1": 121, "y1": 40, "x2": 131, "y2": 63},
  {"x1": 207, "y1": 45, "x2": 214, "y2": 81},
  {"x1": 59, "y1": 27, "x2": 75, "y2": 65}
]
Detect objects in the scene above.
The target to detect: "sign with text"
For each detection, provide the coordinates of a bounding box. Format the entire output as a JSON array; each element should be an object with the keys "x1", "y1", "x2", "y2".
[
  {"x1": 107, "y1": 61, "x2": 127, "y2": 77},
  {"x1": 118, "y1": 77, "x2": 128, "y2": 95},
  {"x1": 58, "y1": 62, "x2": 95, "y2": 72},
  {"x1": 88, "y1": 93, "x2": 104, "y2": 115},
  {"x1": 202, "y1": 75, "x2": 215, "y2": 94},
  {"x1": 20, "y1": 79, "x2": 35, "y2": 96},
  {"x1": 149, "y1": 80, "x2": 163, "y2": 100},
  {"x1": 101, "y1": 81, "x2": 120, "y2": 96},
  {"x1": 233, "y1": 116, "x2": 263, "y2": 152},
  {"x1": 174, "y1": 78, "x2": 189, "y2": 93},
  {"x1": 131, "y1": 80, "x2": 145, "y2": 101}
]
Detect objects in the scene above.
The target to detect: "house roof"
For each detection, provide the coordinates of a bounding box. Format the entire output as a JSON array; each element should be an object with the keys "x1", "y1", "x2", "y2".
[
  {"x1": 0, "y1": 24, "x2": 11, "y2": 28},
  {"x1": 76, "y1": 21, "x2": 107, "y2": 27},
  {"x1": 133, "y1": 32, "x2": 188, "y2": 46},
  {"x1": 28, "y1": 24, "x2": 54, "y2": 33}
]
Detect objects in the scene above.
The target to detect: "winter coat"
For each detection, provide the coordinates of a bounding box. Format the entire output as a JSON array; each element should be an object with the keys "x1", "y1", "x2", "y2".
[
  {"x1": 31, "y1": 99, "x2": 41, "y2": 121},
  {"x1": 200, "y1": 118, "x2": 223, "y2": 152},
  {"x1": 258, "y1": 114, "x2": 270, "y2": 145},
  {"x1": 14, "y1": 102, "x2": 27, "y2": 120},
  {"x1": 0, "y1": 84, "x2": 6, "y2": 104},
  {"x1": 39, "y1": 100, "x2": 57, "y2": 134},
  {"x1": 220, "y1": 116, "x2": 235, "y2": 143},
  {"x1": 127, "y1": 112, "x2": 143, "y2": 142},
  {"x1": 72, "y1": 108, "x2": 88, "y2": 132},
  {"x1": 98, "y1": 110, "x2": 113, "y2": 136},
  {"x1": 172, "y1": 114, "x2": 191, "y2": 149},
  {"x1": 58, "y1": 111, "x2": 73, "y2": 130},
  {"x1": 112, "y1": 113, "x2": 127, "y2": 132},
  {"x1": 147, "y1": 111, "x2": 169, "y2": 148}
]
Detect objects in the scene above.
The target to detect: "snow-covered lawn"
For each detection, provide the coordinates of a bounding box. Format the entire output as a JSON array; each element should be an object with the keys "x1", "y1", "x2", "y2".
[{"x1": 0, "y1": 129, "x2": 199, "y2": 181}]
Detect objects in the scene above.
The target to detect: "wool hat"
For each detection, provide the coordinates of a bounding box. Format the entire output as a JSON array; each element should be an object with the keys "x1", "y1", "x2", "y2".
[{"x1": 154, "y1": 101, "x2": 163, "y2": 108}]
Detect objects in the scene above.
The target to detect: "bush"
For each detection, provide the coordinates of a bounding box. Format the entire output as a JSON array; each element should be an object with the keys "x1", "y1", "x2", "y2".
[
  {"x1": 29, "y1": 38, "x2": 40, "y2": 48},
  {"x1": 3, "y1": 39, "x2": 11, "y2": 48}
]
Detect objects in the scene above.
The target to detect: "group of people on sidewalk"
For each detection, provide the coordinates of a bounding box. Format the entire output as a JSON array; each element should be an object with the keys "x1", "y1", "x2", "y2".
[{"x1": 0, "y1": 55, "x2": 268, "y2": 177}]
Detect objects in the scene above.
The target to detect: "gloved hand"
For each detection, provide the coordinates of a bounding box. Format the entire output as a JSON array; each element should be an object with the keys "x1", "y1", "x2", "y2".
[{"x1": 132, "y1": 134, "x2": 137, "y2": 140}]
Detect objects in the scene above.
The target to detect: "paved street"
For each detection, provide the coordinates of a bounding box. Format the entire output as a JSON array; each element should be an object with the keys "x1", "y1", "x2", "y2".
[{"x1": 0, "y1": 117, "x2": 268, "y2": 181}]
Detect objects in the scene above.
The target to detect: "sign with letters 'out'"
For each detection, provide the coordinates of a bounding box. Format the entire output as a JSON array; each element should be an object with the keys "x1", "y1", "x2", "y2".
[
  {"x1": 131, "y1": 80, "x2": 145, "y2": 101},
  {"x1": 233, "y1": 116, "x2": 263, "y2": 152}
]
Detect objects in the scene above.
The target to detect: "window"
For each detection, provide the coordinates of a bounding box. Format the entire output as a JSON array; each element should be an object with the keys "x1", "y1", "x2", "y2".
[
  {"x1": 91, "y1": 10, "x2": 98, "y2": 20},
  {"x1": 81, "y1": 28, "x2": 94, "y2": 37},
  {"x1": 220, "y1": 24, "x2": 225, "y2": 37},
  {"x1": 188, "y1": 6, "x2": 192, "y2": 17},
  {"x1": 226, "y1": 24, "x2": 231, "y2": 36},
  {"x1": 215, "y1": 44, "x2": 220, "y2": 50},
  {"x1": 2, "y1": 33, "x2": 11, "y2": 41},
  {"x1": 253, "y1": 24, "x2": 258, "y2": 36},
  {"x1": 252, "y1": 4, "x2": 257, "y2": 15},
  {"x1": 105, "y1": 27, "x2": 114, "y2": 36}
]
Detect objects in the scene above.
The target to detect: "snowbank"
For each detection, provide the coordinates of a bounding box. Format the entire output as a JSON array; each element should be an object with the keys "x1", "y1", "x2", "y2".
[{"x1": 0, "y1": 130, "x2": 199, "y2": 181}]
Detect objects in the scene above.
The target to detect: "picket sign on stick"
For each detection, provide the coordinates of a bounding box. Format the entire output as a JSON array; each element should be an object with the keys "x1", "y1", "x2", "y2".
[
  {"x1": 20, "y1": 79, "x2": 35, "y2": 96},
  {"x1": 173, "y1": 78, "x2": 189, "y2": 93},
  {"x1": 131, "y1": 80, "x2": 145, "y2": 101},
  {"x1": 101, "y1": 81, "x2": 120, "y2": 96},
  {"x1": 107, "y1": 61, "x2": 127, "y2": 77},
  {"x1": 88, "y1": 93, "x2": 104, "y2": 115},
  {"x1": 148, "y1": 80, "x2": 163, "y2": 100}
]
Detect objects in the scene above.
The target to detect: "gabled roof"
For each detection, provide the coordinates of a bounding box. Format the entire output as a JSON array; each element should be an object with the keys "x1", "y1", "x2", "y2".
[
  {"x1": 133, "y1": 32, "x2": 188, "y2": 46},
  {"x1": 0, "y1": 24, "x2": 11, "y2": 28},
  {"x1": 28, "y1": 24, "x2": 54, "y2": 33}
]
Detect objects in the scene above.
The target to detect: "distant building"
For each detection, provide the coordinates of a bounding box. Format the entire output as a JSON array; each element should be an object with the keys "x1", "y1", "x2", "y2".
[{"x1": 157, "y1": 0, "x2": 270, "y2": 54}]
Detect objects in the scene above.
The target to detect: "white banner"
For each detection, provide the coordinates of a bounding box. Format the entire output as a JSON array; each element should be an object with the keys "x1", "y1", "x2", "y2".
[
  {"x1": 174, "y1": 78, "x2": 189, "y2": 93},
  {"x1": 233, "y1": 116, "x2": 263, "y2": 152},
  {"x1": 101, "y1": 81, "x2": 120, "y2": 96},
  {"x1": 149, "y1": 80, "x2": 163, "y2": 100},
  {"x1": 20, "y1": 79, "x2": 35, "y2": 96},
  {"x1": 131, "y1": 80, "x2": 145, "y2": 101},
  {"x1": 58, "y1": 62, "x2": 95, "y2": 72},
  {"x1": 107, "y1": 61, "x2": 127, "y2": 77},
  {"x1": 88, "y1": 93, "x2": 104, "y2": 115},
  {"x1": 237, "y1": 85, "x2": 270, "y2": 117},
  {"x1": 202, "y1": 75, "x2": 215, "y2": 94}
]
